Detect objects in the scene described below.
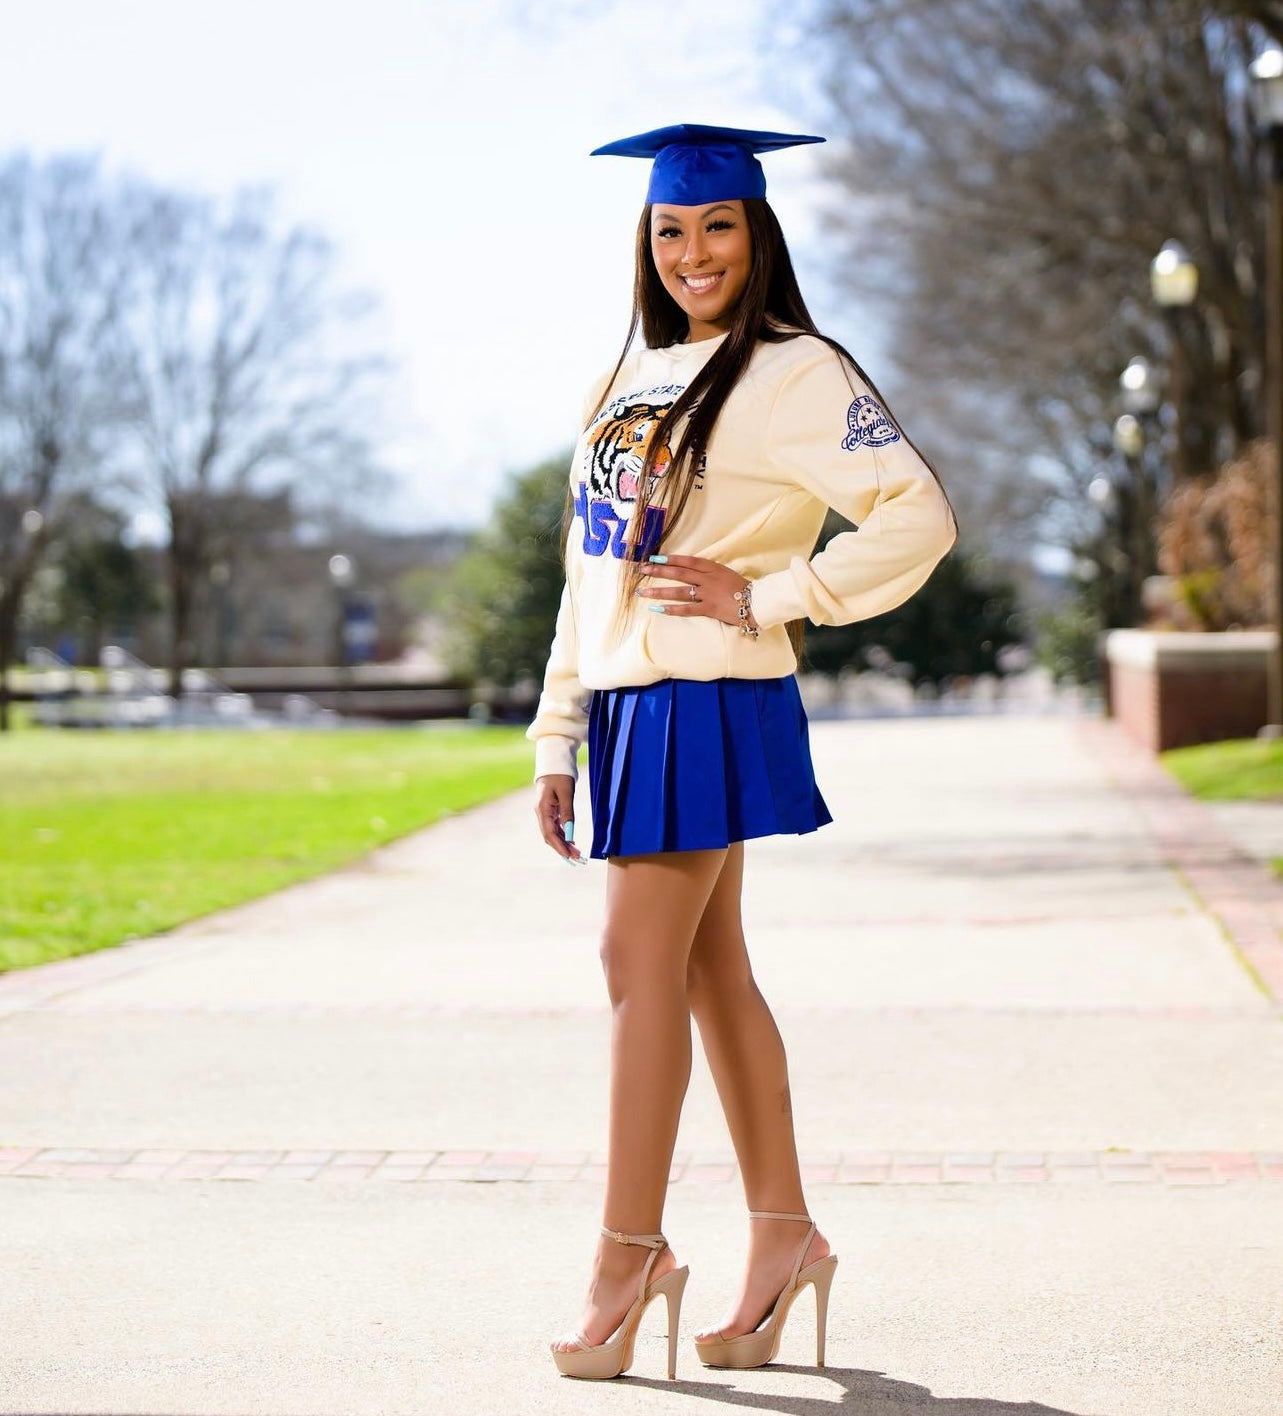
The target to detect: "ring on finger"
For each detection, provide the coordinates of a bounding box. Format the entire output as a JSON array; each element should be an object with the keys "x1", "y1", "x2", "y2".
[{"x1": 689, "y1": 585, "x2": 698, "y2": 601}]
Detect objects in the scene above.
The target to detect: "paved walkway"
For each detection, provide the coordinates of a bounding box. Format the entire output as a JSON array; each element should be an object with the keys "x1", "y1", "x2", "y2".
[{"x1": 1, "y1": 714, "x2": 1280, "y2": 1414}]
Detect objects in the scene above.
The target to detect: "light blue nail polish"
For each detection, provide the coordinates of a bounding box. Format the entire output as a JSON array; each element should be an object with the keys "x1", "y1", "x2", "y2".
[
  {"x1": 648, "y1": 554, "x2": 668, "y2": 564},
  {"x1": 648, "y1": 604, "x2": 666, "y2": 614},
  {"x1": 562, "y1": 821, "x2": 575, "y2": 843}
]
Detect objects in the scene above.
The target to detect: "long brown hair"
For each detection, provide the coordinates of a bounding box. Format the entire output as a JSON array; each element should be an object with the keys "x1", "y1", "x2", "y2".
[{"x1": 567, "y1": 198, "x2": 956, "y2": 655}]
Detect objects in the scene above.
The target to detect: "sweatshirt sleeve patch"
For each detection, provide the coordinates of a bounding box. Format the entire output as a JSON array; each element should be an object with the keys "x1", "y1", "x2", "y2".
[{"x1": 841, "y1": 394, "x2": 901, "y2": 452}]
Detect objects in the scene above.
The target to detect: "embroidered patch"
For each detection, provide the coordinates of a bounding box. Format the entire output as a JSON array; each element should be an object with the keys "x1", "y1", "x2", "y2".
[
  {"x1": 575, "y1": 383, "x2": 704, "y2": 562},
  {"x1": 842, "y1": 395, "x2": 901, "y2": 451},
  {"x1": 574, "y1": 481, "x2": 666, "y2": 561}
]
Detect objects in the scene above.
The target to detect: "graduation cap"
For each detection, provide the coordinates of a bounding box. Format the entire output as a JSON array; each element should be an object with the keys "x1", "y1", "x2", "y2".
[{"x1": 591, "y1": 123, "x2": 825, "y2": 207}]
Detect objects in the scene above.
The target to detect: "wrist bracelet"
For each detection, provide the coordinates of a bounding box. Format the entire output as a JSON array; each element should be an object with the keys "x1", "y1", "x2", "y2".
[{"x1": 733, "y1": 580, "x2": 760, "y2": 640}]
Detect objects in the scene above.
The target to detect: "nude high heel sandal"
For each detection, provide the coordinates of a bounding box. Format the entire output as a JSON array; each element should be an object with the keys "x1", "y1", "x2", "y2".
[
  {"x1": 550, "y1": 1227, "x2": 690, "y2": 1381},
  {"x1": 693, "y1": 1210, "x2": 838, "y2": 1370}
]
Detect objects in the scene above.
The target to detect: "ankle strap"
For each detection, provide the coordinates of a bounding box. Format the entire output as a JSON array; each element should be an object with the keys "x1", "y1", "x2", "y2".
[
  {"x1": 600, "y1": 1226, "x2": 666, "y2": 1249},
  {"x1": 752, "y1": 1211, "x2": 819, "y2": 1290}
]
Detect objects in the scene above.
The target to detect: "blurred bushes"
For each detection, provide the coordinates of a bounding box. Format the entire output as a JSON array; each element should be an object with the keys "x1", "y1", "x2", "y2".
[
  {"x1": 1156, "y1": 438, "x2": 1275, "y2": 630},
  {"x1": 442, "y1": 452, "x2": 571, "y2": 687}
]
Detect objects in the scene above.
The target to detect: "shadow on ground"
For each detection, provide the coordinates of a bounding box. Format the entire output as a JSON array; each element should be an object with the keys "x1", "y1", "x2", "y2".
[
  {"x1": 612, "y1": 1365, "x2": 1097, "y2": 1413},
  {"x1": 0, "y1": 1394, "x2": 1098, "y2": 1416}
]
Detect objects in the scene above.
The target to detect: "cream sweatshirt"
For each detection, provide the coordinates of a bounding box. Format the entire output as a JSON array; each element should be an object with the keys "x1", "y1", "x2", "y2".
[{"x1": 527, "y1": 330, "x2": 957, "y2": 780}]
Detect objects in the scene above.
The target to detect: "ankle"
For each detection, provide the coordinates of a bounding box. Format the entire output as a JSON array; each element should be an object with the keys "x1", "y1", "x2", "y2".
[
  {"x1": 596, "y1": 1240, "x2": 646, "y2": 1275},
  {"x1": 745, "y1": 1214, "x2": 828, "y2": 1262},
  {"x1": 595, "y1": 1229, "x2": 671, "y2": 1277},
  {"x1": 748, "y1": 1213, "x2": 810, "y2": 1238}
]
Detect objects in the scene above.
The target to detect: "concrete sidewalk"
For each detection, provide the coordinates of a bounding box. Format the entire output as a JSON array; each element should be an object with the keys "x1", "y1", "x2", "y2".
[{"x1": 1, "y1": 714, "x2": 1280, "y2": 1414}]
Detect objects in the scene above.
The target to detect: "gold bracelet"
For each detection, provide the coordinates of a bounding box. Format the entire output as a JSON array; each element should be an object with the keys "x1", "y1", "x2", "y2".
[{"x1": 732, "y1": 581, "x2": 760, "y2": 640}]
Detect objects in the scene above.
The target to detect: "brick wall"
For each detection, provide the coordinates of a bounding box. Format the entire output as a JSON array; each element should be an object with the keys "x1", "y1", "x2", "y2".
[{"x1": 1104, "y1": 630, "x2": 1274, "y2": 752}]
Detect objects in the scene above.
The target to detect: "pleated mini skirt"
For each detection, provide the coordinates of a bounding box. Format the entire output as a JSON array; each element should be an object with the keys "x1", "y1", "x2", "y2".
[{"x1": 586, "y1": 675, "x2": 833, "y2": 860}]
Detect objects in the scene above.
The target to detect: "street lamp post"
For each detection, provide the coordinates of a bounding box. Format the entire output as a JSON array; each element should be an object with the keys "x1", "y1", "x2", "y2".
[
  {"x1": 1149, "y1": 239, "x2": 1199, "y2": 483},
  {"x1": 1249, "y1": 45, "x2": 1283, "y2": 734},
  {"x1": 327, "y1": 552, "x2": 355, "y2": 716},
  {"x1": 1112, "y1": 412, "x2": 1149, "y2": 623},
  {"x1": 209, "y1": 559, "x2": 232, "y2": 669},
  {"x1": 1087, "y1": 465, "x2": 1127, "y2": 625},
  {"x1": 1117, "y1": 359, "x2": 1164, "y2": 625}
]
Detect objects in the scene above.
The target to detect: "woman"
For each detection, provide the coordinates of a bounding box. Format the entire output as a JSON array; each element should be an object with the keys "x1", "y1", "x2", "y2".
[{"x1": 527, "y1": 123, "x2": 957, "y2": 1381}]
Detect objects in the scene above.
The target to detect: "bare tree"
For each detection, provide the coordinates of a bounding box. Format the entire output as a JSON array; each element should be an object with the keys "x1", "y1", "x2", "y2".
[
  {"x1": 783, "y1": 0, "x2": 1281, "y2": 581},
  {"x1": 1223, "y1": 1, "x2": 1283, "y2": 28},
  {"x1": 116, "y1": 182, "x2": 392, "y2": 696},
  {"x1": 0, "y1": 155, "x2": 126, "y2": 730}
]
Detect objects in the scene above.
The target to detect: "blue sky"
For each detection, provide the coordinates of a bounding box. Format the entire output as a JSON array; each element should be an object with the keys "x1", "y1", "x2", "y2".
[{"x1": 2, "y1": 0, "x2": 882, "y2": 532}]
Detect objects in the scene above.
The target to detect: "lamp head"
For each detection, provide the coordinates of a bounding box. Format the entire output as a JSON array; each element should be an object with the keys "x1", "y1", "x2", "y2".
[
  {"x1": 1119, "y1": 356, "x2": 1161, "y2": 415},
  {"x1": 1150, "y1": 240, "x2": 1198, "y2": 307},
  {"x1": 1249, "y1": 47, "x2": 1283, "y2": 129}
]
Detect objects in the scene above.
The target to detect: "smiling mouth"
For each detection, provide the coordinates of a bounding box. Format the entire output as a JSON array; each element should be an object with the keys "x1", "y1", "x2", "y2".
[{"x1": 681, "y1": 271, "x2": 725, "y2": 295}]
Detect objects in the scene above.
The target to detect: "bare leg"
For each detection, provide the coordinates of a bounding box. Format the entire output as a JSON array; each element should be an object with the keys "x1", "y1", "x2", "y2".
[
  {"x1": 685, "y1": 842, "x2": 830, "y2": 1342},
  {"x1": 550, "y1": 846, "x2": 727, "y2": 1354}
]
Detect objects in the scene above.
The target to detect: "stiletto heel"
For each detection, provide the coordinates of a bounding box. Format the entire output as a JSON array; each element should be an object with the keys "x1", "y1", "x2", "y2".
[
  {"x1": 550, "y1": 1227, "x2": 689, "y2": 1381},
  {"x1": 693, "y1": 1210, "x2": 837, "y2": 1371},
  {"x1": 809, "y1": 1251, "x2": 838, "y2": 1367},
  {"x1": 662, "y1": 1265, "x2": 688, "y2": 1378}
]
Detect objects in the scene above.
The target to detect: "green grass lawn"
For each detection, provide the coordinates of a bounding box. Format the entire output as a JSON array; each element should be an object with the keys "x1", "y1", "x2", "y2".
[
  {"x1": 0, "y1": 723, "x2": 534, "y2": 972},
  {"x1": 1162, "y1": 736, "x2": 1283, "y2": 801}
]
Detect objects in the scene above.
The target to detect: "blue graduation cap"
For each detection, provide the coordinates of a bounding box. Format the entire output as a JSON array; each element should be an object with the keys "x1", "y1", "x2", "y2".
[{"x1": 591, "y1": 123, "x2": 824, "y2": 206}]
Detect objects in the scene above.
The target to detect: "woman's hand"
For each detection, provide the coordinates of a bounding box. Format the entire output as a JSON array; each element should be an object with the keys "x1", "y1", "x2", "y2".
[
  {"x1": 535, "y1": 773, "x2": 585, "y2": 863},
  {"x1": 636, "y1": 554, "x2": 760, "y2": 632}
]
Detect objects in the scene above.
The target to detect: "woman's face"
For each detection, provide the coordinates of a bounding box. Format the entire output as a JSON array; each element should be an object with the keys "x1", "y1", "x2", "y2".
[{"x1": 649, "y1": 199, "x2": 752, "y2": 340}]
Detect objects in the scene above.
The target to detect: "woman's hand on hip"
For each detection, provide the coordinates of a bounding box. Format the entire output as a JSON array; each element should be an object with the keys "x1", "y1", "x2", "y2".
[
  {"x1": 534, "y1": 773, "x2": 584, "y2": 863},
  {"x1": 636, "y1": 554, "x2": 759, "y2": 631}
]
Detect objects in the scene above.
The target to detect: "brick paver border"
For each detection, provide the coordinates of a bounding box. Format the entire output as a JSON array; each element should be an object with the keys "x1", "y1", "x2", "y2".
[
  {"x1": 1, "y1": 1145, "x2": 1279, "y2": 1185},
  {"x1": 1079, "y1": 719, "x2": 1283, "y2": 1004}
]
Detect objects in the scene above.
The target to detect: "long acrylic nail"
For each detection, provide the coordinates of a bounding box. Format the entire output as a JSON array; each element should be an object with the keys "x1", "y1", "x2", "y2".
[
  {"x1": 648, "y1": 554, "x2": 668, "y2": 564},
  {"x1": 562, "y1": 821, "x2": 575, "y2": 843},
  {"x1": 648, "y1": 605, "x2": 667, "y2": 614}
]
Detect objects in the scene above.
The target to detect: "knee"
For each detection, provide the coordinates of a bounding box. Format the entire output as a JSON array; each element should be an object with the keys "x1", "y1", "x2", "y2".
[
  {"x1": 599, "y1": 927, "x2": 679, "y2": 1007},
  {"x1": 598, "y1": 930, "x2": 628, "y2": 1005},
  {"x1": 686, "y1": 947, "x2": 755, "y2": 1011}
]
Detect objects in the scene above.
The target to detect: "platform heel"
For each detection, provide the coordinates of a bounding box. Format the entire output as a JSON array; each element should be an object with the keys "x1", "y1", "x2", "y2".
[
  {"x1": 550, "y1": 1228, "x2": 689, "y2": 1381},
  {"x1": 693, "y1": 1210, "x2": 837, "y2": 1370}
]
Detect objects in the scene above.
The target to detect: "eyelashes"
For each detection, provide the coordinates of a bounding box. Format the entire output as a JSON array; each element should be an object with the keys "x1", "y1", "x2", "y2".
[{"x1": 654, "y1": 219, "x2": 737, "y2": 239}]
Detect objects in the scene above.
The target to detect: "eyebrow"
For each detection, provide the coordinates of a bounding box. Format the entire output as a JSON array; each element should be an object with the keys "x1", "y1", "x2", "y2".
[{"x1": 652, "y1": 204, "x2": 737, "y2": 223}]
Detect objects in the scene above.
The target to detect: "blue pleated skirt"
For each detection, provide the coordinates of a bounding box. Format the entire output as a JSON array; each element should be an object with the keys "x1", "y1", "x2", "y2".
[{"x1": 586, "y1": 675, "x2": 833, "y2": 860}]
